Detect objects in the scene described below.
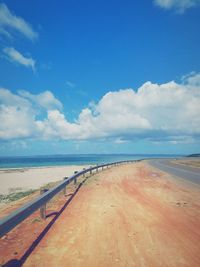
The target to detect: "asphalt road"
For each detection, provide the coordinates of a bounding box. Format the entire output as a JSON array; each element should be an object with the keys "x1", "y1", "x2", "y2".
[{"x1": 149, "y1": 159, "x2": 200, "y2": 185}]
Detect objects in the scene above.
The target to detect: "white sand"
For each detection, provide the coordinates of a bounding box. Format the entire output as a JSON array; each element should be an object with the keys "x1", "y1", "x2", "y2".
[{"x1": 0, "y1": 165, "x2": 91, "y2": 195}]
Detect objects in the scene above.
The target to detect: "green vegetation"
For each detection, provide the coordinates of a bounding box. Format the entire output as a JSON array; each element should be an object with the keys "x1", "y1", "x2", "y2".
[
  {"x1": 0, "y1": 180, "x2": 62, "y2": 205},
  {"x1": 0, "y1": 189, "x2": 36, "y2": 203},
  {"x1": 32, "y1": 217, "x2": 42, "y2": 223},
  {"x1": 40, "y1": 180, "x2": 60, "y2": 190}
]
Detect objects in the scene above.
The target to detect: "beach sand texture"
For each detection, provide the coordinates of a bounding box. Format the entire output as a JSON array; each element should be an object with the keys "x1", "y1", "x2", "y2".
[
  {"x1": 0, "y1": 162, "x2": 200, "y2": 266},
  {"x1": 0, "y1": 165, "x2": 91, "y2": 195}
]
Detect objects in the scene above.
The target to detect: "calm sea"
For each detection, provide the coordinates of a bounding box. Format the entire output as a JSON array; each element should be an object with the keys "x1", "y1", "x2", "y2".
[{"x1": 0, "y1": 154, "x2": 181, "y2": 169}]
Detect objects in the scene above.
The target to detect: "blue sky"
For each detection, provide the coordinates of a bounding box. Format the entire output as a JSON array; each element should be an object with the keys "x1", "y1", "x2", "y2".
[{"x1": 0, "y1": 0, "x2": 200, "y2": 156}]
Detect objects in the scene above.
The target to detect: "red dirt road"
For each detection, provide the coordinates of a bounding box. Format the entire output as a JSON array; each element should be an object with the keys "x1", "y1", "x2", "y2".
[{"x1": 1, "y1": 162, "x2": 200, "y2": 266}]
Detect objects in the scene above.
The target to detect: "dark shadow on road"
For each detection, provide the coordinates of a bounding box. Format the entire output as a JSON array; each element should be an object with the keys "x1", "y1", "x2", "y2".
[
  {"x1": 46, "y1": 211, "x2": 58, "y2": 218},
  {"x1": 3, "y1": 175, "x2": 91, "y2": 267}
]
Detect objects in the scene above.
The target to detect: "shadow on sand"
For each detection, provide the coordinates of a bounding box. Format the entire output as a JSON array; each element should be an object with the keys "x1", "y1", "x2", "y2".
[{"x1": 3, "y1": 174, "x2": 93, "y2": 267}]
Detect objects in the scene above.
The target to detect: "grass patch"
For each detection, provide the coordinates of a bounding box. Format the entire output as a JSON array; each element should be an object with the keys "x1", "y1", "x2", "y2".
[
  {"x1": 40, "y1": 180, "x2": 61, "y2": 191},
  {"x1": 32, "y1": 217, "x2": 42, "y2": 223},
  {"x1": 0, "y1": 189, "x2": 36, "y2": 203}
]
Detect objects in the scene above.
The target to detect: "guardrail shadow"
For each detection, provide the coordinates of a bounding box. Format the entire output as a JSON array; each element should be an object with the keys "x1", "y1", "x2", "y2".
[{"x1": 3, "y1": 174, "x2": 92, "y2": 267}]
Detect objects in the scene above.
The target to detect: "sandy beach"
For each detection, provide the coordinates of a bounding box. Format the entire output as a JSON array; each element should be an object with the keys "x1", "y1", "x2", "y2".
[{"x1": 0, "y1": 165, "x2": 91, "y2": 195}]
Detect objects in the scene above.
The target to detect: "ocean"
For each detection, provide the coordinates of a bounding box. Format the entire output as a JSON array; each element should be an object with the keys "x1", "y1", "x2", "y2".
[{"x1": 0, "y1": 154, "x2": 182, "y2": 169}]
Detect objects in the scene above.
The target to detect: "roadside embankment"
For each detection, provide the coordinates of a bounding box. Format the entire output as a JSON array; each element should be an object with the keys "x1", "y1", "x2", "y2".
[{"x1": 1, "y1": 162, "x2": 200, "y2": 267}]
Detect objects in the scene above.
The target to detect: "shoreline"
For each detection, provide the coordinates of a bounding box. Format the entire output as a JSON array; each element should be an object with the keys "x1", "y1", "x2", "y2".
[
  {"x1": 0, "y1": 164, "x2": 91, "y2": 195},
  {"x1": 1, "y1": 157, "x2": 199, "y2": 196},
  {"x1": 0, "y1": 164, "x2": 95, "y2": 172}
]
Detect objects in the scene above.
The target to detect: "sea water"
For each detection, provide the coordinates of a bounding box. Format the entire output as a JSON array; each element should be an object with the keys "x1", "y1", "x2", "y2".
[{"x1": 0, "y1": 154, "x2": 181, "y2": 169}]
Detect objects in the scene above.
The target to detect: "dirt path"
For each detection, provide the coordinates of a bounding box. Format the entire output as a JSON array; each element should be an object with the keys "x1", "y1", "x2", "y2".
[{"x1": 1, "y1": 162, "x2": 200, "y2": 266}]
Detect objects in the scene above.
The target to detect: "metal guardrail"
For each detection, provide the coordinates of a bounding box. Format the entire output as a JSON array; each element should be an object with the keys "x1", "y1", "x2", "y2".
[{"x1": 0, "y1": 160, "x2": 137, "y2": 238}]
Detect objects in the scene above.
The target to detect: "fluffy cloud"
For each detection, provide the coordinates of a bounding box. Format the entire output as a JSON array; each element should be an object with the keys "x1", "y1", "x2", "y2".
[
  {"x1": 18, "y1": 90, "x2": 63, "y2": 110},
  {"x1": 154, "y1": 0, "x2": 200, "y2": 13},
  {"x1": 183, "y1": 72, "x2": 200, "y2": 86},
  {"x1": 0, "y1": 88, "x2": 62, "y2": 139},
  {"x1": 3, "y1": 47, "x2": 36, "y2": 71},
  {"x1": 0, "y1": 3, "x2": 38, "y2": 40},
  {"x1": 0, "y1": 105, "x2": 36, "y2": 139},
  {"x1": 0, "y1": 73, "x2": 200, "y2": 143}
]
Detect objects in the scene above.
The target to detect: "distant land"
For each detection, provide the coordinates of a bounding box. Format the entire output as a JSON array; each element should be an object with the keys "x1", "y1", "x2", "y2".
[{"x1": 187, "y1": 154, "x2": 200, "y2": 157}]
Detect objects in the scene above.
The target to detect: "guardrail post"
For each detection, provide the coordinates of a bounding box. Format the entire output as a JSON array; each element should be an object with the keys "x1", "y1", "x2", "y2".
[
  {"x1": 40, "y1": 188, "x2": 49, "y2": 220},
  {"x1": 63, "y1": 177, "x2": 68, "y2": 195},
  {"x1": 74, "y1": 171, "x2": 78, "y2": 185},
  {"x1": 83, "y1": 168, "x2": 86, "y2": 177}
]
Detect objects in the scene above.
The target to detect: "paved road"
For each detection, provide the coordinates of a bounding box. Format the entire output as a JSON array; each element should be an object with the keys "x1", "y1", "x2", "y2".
[{"x1": 149, "y1": 159, "x2": 200, "y2": 185}]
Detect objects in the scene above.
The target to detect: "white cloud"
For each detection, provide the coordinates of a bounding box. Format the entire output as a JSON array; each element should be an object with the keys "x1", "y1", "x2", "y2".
[
  {"x1": 0, "y1": 26, "x2": 12, "y2": 38},
  {"x1": 0, "y1": 3, "x2": 38, "y2": 40},
  {"x1": 0, "y1": 105, "x2": 36, "y2": 139},
  {"x1": 0, "y1": 72, "x2": 200, "y2": 143},
  {"x1": 66, "y1": 81, "x2": 76, "y2": 88},
  {"x1": 114, "y1": 138, "x2": 128, "y2": 144},
  {"x1": 3, "y1": 47, "x2": 36, "y2": 71},
  {"x1": 183, "y1": 72, "x2": 200, "y2": 86},
  {"x1": 0, "y1": 88, "x2": 37, "y2": 139},
  {"x1": 18, "y1": 90, "x2": 63, "y2": 110},
  {"x1": 0, "y1": 88, "x2": 62, "y2": 139},
  {"x1": 154, "y1": 0, "x2": 200, "y2": 13}
]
